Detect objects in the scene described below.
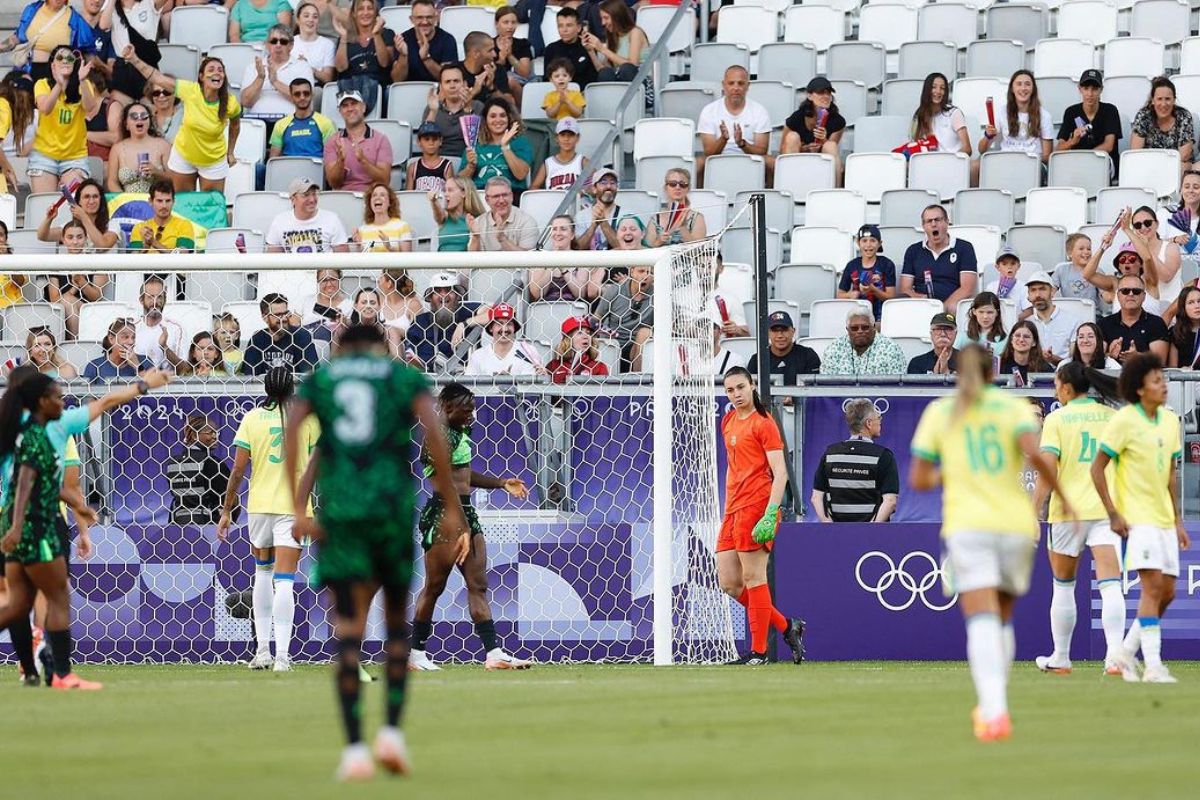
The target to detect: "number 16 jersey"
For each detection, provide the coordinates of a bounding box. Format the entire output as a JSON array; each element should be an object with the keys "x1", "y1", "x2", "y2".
[
  {"x1": 911, "y1": 387, "x2": 1040, "y2": 540},
  {"x1": 299, "y1": 354, "x2": 431, "y2": 524},
  {"x1": 1039, "y1": 397, "x2": 1114, "y2": 523}
]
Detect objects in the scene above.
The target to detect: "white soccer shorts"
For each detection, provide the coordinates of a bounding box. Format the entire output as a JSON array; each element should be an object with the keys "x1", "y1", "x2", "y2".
[
  {"x1": 1125, "y1": 525, "x2": 1180, "y2": 577},
  {"x1": 1049, "y1": 519, "x2": 1122, "y2": 559},
  {"x1": 944, "y1": 531, "x2": 1036, "y2": 596},
  {"x1": 248, "y1": 513, "x2": 299, "y2": 550}
]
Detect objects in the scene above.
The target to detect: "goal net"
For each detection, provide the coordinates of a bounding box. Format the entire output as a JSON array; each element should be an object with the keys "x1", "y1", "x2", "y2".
[{"x1": 0, "y1": 243, "x2": 735, "y2": 665}]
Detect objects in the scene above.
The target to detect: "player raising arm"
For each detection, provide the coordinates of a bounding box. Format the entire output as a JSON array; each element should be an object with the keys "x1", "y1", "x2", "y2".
[
  {"x1": 285, "y1": 324, "x2": 466, "y2": 782},
  {"x1": 910, "y1": 346, "x2": 1074, "y2": 741},
  {"x1": 218, "y1": 367, "x2": 319, "y2": 673},
  {"x1": 409, "y1": 383, "x2": 532, "y2": 672},
  {"x1": 717, "y1": 367, "x2": 805, "y2": 666},
  {"x1": 1031, "y1": 362, "x2": 1128, "y2": 677},
  {"x1": 1090, "y1": 353, "x2": 1188, "y2": 684}
]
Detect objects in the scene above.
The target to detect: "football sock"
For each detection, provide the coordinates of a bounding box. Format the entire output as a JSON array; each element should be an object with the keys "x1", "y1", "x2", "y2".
[
  {"x1": 336, "y1": 637, "x2": 363, "y2": 744},
  {"x1": 1002, "y1": 623, "x2": 1015, "y2": 677},
  {"x1": 272, "y1": 573, "x2": 295, "y2": 662},
  {"x1": 47, "y1": 628, "x2": 71, "y2": 679},
  {"x1": 252, "y1": 560, "x2": 274, "y2": 655},
  {"x1": 1123, "y1": 619, "x2": 1142, "y2": 655},
  {"x1": 411, "y1": 619, "x2": 433, "y2": 652},
  {"x1": 1098, "y1": 579, "x2": 1125, "y2": 658},
  {"x1": 735, "y1": 589, "x2": 749, "y2": 608},
  {"x1": 770, "y1": 608, "x2": 788, "y2": 633},
  {"x1": 474, "y1": 619, "x2": 499, "y2": 653},
  {"x1": 7, "y1": 615, "x2": 38, "y2": 678},
  {"x1": 966, "y1": 613, "x2": 1006, "y2": 719},
  {"x1": 384, "y1": 627, "x2": 410, "y2": 728},
  {"x1": 1139, "y1": 617, "x2": 1162, "y2": 669},
  {"x1": 1049, "y1": 578, "x2": 1076, "y2": 661},
  {"x1": 747, "y1": 584, "x2": 779, "y2": 653}
]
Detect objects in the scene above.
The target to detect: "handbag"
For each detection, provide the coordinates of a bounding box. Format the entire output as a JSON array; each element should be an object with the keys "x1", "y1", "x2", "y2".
[{"x1": 10, "y1": 5, "x2": 69, "y2": 68}]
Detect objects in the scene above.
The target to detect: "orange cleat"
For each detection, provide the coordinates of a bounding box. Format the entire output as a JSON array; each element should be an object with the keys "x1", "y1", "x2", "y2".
[
  {"x1": 972, "y1": 708, "x2": 1012, "y2": 742},
  {"x1": 50, "y1": 673, "x2": 103, "y2": 691},
  {"x1": 373, "y1": 728, "x2": 411, "y2": 776}
]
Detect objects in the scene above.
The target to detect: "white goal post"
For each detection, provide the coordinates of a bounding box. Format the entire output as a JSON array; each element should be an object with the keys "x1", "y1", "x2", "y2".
[{"x1": 6, "y1": 243, "x2": 735, "y2": 665}]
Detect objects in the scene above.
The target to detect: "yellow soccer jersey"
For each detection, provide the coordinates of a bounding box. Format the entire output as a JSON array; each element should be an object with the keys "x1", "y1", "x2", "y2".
[
  {"x1": 59, "y1": 435, "x2": 80, "y2": 521},
  {"x1": 233, "y1": 406, "x2": 319, "y2": 515},
  {"x1": 1099, "y1": 403, "x2": 1182, "y2": 528},
  {"x1": 172, "y1": 79, "x2": 241, "y2": 167},
  {"x1": 33, "y1": 79, "x2": 86, "y2": 161},
  {"x1": 911, "y1": 387, "x2": 1040, "y2": 539},
  {"x1": 1040, "y1": 397, "x2": 1114, "y2": 522}
]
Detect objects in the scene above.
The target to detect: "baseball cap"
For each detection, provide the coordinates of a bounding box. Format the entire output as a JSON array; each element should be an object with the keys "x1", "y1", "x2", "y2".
[
  {"x1": 425, "y1": 271, "x2": 459, "y2": 295},
  {"x1": 486, "y1": 302, "x2": 520, "y2": 332},
  {"x1": 591, "y1": 166, "x2": 619, "y2": 184},
  {"x1": 1113, "y1": 242, "x2": 1142, "y2": 266},
  {"x1": 561, "y1": 315, "x2": 595, "y2": 336},
  {"x1": 337, "y1": 89, "x2": 364, "y2": 106},
  {"x1": 1025, "y1": 270, "x2": 1054, "y2": 287},
  {"x1": 287, "y1": 176, "x2": 317, "y2": 196},
  {"x1": 929, "y1": 312, "x2": 956, "y2": 329},
  {"x1": 995, "y1": 244, "x2": 1021, "y2": 263},
  {"x1": 767, "y1": 310, "x2": 794, "y2": 329},
  {"x1": 1079, "y1": 69, "x2": 1103, "y2": 88},
  {"x1": 556, "y1": 117, "x2": 581, "y2": 135},
  {"x1": 416, "y1": 121, "x2": 442, "y2": 138},
  {"x1": 856, "y1": 224, "x2": 881, "y2": 241},
  {"x1": 806, "y1": 76, "x2": 835, "y2": 93}
]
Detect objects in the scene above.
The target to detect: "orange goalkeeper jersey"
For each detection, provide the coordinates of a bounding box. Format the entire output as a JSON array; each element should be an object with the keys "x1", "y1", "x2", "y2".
[{"x1": 722, "y1": 409, "x2": 784, "y2": 514}]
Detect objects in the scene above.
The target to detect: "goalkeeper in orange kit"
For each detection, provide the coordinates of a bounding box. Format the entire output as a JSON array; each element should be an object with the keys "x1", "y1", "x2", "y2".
[{"x1": 717, "y1": 367, "x2": 806, "y2": 665}]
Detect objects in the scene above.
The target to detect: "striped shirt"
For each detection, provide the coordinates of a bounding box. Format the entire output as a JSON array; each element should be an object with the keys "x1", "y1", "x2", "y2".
[{"x1": 812, "y1": 438, "x2": 899, "y2": 522}]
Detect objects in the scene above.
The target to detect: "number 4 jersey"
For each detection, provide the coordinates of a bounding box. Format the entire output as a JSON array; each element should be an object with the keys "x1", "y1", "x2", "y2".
[
  {"x1": 299, "y1": 354, "x2": 431, "y2": 524},
  {"x1": 911, "y1": 386, "x2": 1041, "y2": 540},
  {"x1": 1039, "y1": 397, "x2": 1115, "y2": 523}
]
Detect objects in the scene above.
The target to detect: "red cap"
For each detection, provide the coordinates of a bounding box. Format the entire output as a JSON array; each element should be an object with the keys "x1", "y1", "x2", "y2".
[
  {"x1": 486, "y1": 303, "x2": 520, "y2": 332},
  {"x1": 561, "y1": 315, "x2": 595, "y2": 336}
]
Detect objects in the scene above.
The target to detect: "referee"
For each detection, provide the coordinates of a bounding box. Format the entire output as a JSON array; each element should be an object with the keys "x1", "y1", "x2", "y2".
[{"x1": 810, "y1": 398, "x2": 899, "y2": 522}]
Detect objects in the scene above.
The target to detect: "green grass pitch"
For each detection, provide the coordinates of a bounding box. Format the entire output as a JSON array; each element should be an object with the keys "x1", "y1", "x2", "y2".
[{"x1": 8, "y1": 661, "x2": 1197, "y2": 799}]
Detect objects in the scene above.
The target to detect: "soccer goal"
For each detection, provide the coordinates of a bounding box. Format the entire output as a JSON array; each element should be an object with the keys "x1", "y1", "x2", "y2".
[{"x1": 4, "y1": 242, "x2": 736, "y2": 666}]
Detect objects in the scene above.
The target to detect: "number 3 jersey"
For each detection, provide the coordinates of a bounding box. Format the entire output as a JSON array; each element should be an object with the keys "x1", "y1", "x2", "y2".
[
  {"x1": 1039, "y1": 397, "x2": 1115, "y2": 523},
  {"x1": 232, "y1": 405, "x2": 320, "y2": 515},
  {"x1": 911, "y1": 386, "x2": 1040, "y2": 540},
  {"x1": 299, "y1": 355, "x2": 431, "y2": 523}
]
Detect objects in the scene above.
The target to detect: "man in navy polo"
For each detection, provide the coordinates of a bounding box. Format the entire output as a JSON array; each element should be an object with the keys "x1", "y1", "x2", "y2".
[{"x1": 899, "y1": 204, "x2": 978, "y2": 312}]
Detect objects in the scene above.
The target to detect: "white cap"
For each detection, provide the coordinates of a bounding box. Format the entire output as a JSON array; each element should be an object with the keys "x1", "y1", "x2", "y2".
[{"x1": 1025, "y1": 270, "x2": 1054, "y2": 287}]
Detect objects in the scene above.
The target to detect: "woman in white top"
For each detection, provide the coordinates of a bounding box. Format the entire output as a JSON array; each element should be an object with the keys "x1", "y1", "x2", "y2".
[
  {"x1": 1056, "y1": 322, "x2": 1120, "y2": 371},
  {"x1": 293, "y1": 1, "x2": 337, "y2": 85},
  {"x1": 1124, "y1": 205, "x2": 1182, "y2": 322},
  {"x1": 1163, "y1": 169, "x2": 1200, "y2": 263},
  {"x1": 912, "y1": 72, "x2": 970, "y2": 155},
  {"x1": 352, "y1": 182, "x2": 414, "y2": 252},
  {"x1": 979, "y1": 69, "x2": 1054, "y2": 162}
]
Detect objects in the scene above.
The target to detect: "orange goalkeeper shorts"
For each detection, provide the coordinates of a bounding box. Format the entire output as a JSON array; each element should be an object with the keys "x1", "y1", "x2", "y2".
[{"x1": 716, "y1": 501, "x2": 776, "y2": 553}]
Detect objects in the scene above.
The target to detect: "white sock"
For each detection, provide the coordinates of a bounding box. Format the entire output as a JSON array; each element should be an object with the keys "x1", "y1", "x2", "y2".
[
  {"x1": 1049, "y1": 579, "x2": 1076, "y2": 662},
  {"x1": 252, "y1": 563, "x2": 274, "y2": 656},
  {"x1": 1123, "y1": 620, "x2": 1142, "y2": 656},
  {"x1": 1140, "y1": 618, "x2": 1163, "y2": 669},
  {"x1": 966, "y1": 613, "x2": 1007, "y2": 719},
  {"x1": 1002, "y1": 623, "x2": 1015, "y2": 676},
  {"x1": 272, "y1": 574, "x2": 296, "y2": 662},
  {"x1": 1098, "y1": 579, "x2": 1126, "y2": 659}
]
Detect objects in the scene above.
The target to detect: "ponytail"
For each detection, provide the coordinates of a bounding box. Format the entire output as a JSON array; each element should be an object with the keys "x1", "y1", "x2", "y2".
[
  {"x1": 1058, "y1": 359, "x2": 1122, "y2": 405},
  {"x1": 723, "y1": 366, "x2": 768, "y2": 417},
  {"x1": 0, "y1": 371, "x2": 55, "y2": 457},
  {"x1": 954, "y1": 344, "x2": 992, "y2": 417},
  {"x1": 263, "y1": 366, "x2": 295, "y2": 434}
]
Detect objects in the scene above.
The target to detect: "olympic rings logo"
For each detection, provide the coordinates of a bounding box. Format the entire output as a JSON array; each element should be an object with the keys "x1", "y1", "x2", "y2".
[
  {"x1": 854, "y1": 551, "x2": 957, "y2": 612},
  {"x1": 842, "y1": 397, "x2": 890, "y2": 416}
]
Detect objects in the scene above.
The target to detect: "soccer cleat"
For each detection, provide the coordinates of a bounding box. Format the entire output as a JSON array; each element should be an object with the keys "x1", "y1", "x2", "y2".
[
  {"x1": 972, "y1": 710, "x2": 1012, "y2": 743},
  {"x1": 50, "y1": 673, "x2": 103, "y2": 691},
  {"x1": 335, "y1": 744, "x2": 375, "y2": 783},
  {"x1": 1034, "y1": 655, "x2": 1072, "y2": 674},
  {"x1": 1142, "y1": 664, "x2": 1178, "y2": 684},
  {"x1": 359, "y1": 664, "x2": 374, "y2": 683},
  {"x1": 783, "y1": 618, "x2": 806, "y2": 665},
  {"x1": 272, "y1": 657, "x2": 293, "y2": 673},
  {"x1": 484, "y1": 649, "x2": 533, "y2": 670},
  {"x1": 1103, "y1": 659, "x2": 1122, "y2": 677},
  {"x1": 247, "y1": 652, "x2": 274, "y2": 670},
  {"x1": 21, "y1": 674, "x2": 41, "y2": 687},
  {"x1": 1115, "y1": 650, "x2": 1143, "y2": 683},
  {"x1": 727, "y1": 651, "x2": 769, "y2": 666},
  {"x1": 408, "y1": 649, "x2": 441, "y2": 672},
  {"x1": 38, "y1": 646, "x2": 54, "y2": 686},
  {"x1": 372, "y1": 727, "x2": 412, "y2": 776}
]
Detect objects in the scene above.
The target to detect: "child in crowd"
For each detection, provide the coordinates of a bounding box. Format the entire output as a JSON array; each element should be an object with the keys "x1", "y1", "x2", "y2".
[
  {"x1": 836, "y1": 224, "x2": 896, "y2": 319},
  {"x1": 405, "y1": 122, "x2": 455, "y2": 193},
  {"x1": 532, "y1": 117, "x2": 589, "y2": 190},
  {"x1": 213, "y1": 312, "x2": 244, "y2": 375},
  {"x1": 1051, "y1": 232, "x2": 1102, "y2": 307},
  {"x1": 541, "y1": 58, "x2": 585, "y2": 121},
  {"x1": 985, "y1": 245, "x2": 1032, "y2": 313}
]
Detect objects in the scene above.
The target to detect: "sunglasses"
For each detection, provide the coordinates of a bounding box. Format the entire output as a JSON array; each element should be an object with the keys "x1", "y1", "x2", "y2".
[
  {"x1": 54, "y1": 54, "x2": 77, "y2": 64},
  {"x1": 1132, "y1": 219, "x2": 1155, "y2": 230},
  {"x1": 666, "y1": 180, "x2": 689, "y2": 188},
  {"x1": 292, "y1": 90, "x2": 312, "y2": 98},
  {"x1": 269, "y1": 38, "x2": 292, "y2": 45},
  {"x1": 151, "y1": 89, "x2": 172, "y2": 97},
  {"x1": 1118, "y1": 287, "x2": 1145, "y2": 296},
  {"x1": 128, "y1": 111, "x2": 149, "y2": 121},
  {"x1": 1117, "y1": 256, "x2": 1140, "y2": 265}
]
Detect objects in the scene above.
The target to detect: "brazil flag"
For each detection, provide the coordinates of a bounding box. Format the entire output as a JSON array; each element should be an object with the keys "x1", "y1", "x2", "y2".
[{"x1": 106, "y1": 190, "x2": 228, "y2": 252}]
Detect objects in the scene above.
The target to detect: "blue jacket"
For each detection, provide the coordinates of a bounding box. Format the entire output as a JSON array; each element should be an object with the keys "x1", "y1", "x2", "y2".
[{"x1": 17, "y1": 2, "x2": 97, "y2": 67}]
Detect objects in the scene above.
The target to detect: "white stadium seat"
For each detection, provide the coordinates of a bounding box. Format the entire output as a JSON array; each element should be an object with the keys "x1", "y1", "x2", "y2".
[
  {"x1": 907, "y1": 152, "x2": 970, "y2": 202},
  {"x1": 858, "y1": 4, "x2": 920, "y2": 54},
  {"x1": 703, "y1": 154, "x2": 765, "y2": 194},
  {"x1": 439, "y1": 6, "x2": 495, "y2": 59},
  {"x1": 804, "y1": 189, "x2": 866, "y2": 233},
  {"x1": 1120, "y1": 150, "x2": 1182, "y2": 198},
  {"x1": 77, "y1": 303, "x2": 138, "y2": 344},
  {"x1": 897, "y1": 41, "x2": 957, "y2": 82},
  {"x1": 689, "y1": 43, "x2": 749, "y2": 84},
  {"x1": 1102, "y1": 38, "x2": 1165, "y2": 80},
  {"x1": 1057, "y1": 1, "x2": 1119, "y2": 47},
  {"x1": 880, "y1": 189, "x2": 939, "y2": 227},
  {"x1": 949, "y1": 225, "x2": 1003, "y2": 266},
  {"x1": 1130, "y1": 0, "x2": 1191, "y2": 48},
  {"x1": 715, "y1": 6, "x2": 779, "y2": 53},
  {"x1": 979, "y1": 151, "x2": 1041, "y2": 199},
  {"x1": 783, "y1": 6, "x2": 846, "y2": 53},
  {"x1": 808, "y1": 299, "x2": 870, "y2": 338},
  {"x1": 827, "y1": 41, "x2": 886, "y2": 89},
  {"x1": 757, "y1": 42, "x2": 818, "y2": 89},
  {"x1": 1047, "y1": 150, "x2": 1112, "y2": 199},
  {"x1": 1096, "y1": 187, "x2": 1156, "y2": 225},
  {"x1": 844, "y1": 153, "x2": 907, "y2": 204},
  {"x1": 2, "y1": 304, "x2": 64, "y2": 344},
  {"x1": 633, "y1": 118, "x2": 696, "y2": 162},
  {"x1": 917, "y1": 3, "x2": 978, "y2": 48},
  {"x1": 774, "y1": 264, "x2": 838, "y2": 317},
  {"x1": 1024, "y1": 187, "x2": 1088, "y2": 234},
  {"x1": 951, "y1": 77, "x2": 1007, "y2": 126},
  {"x1": 880, "y1": 81, "x2": 924, "y2": 118},
  {"x1": 952, "y1": 190, "x2": 1015, "y2": 230},
  {"x1": 168, "y1": 6, "x2": 229, "y2": 50},
  {"x1": 984, "y1": 3, "x2": 1049, "y2": 50},
  {"x1": 1006, "y1": 225, "x2": 1067, "y2": 272},
  {"x1": 790, "y1": 227, "x2": 854, "y2": 269},
  {"x1": 774, "y1": 154, "x2": 836, "y2": 205},
  {"x1": 964, "y1": 40, "x2": 1025, "y2": 79},
  {"x1": 1032, "y1": 38, "x2": 1095, "y2": 78},
  {"x1": 748, "y1": 81, "x2": 797, "y2": 128}
]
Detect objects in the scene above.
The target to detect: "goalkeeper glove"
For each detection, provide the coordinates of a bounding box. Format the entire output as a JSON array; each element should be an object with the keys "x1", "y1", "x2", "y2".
[{"x1": 752, "y1": 504, "x2": 780, "y2": 544}]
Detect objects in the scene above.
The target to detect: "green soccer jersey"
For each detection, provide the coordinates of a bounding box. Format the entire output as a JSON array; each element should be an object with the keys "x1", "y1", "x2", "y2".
[
  {"x1": 3, "y1": 422, "x2": 65, "y2": 563},
  {"x1": 299, "y1": 353, "x2": 430, "y2": 523}
]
